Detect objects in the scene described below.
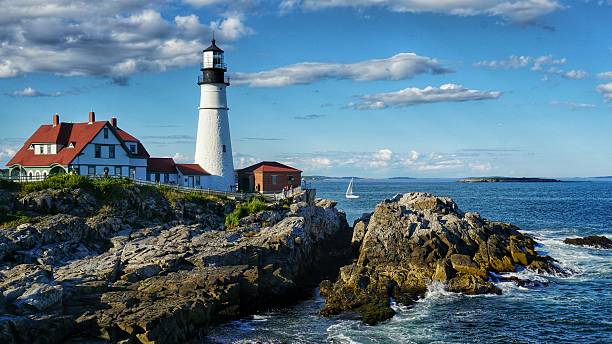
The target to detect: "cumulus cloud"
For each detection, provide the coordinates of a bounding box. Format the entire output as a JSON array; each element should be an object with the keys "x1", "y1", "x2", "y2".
[
  {"x1": 0, "y1": 1, "x2": 252, "y2": 82},
  {"x1": 172, "y1": 152, "x2": 191, "y2": 163},
  {"x1": 562, "y1": 69, "x2": 588, "y2": 79},
  {"x1": 349, "y1": 84, "x2": 501, "y2": 109},
  {"x1": 475, "y1": 54, "x2": 590, "y2": 80},
  {"x1": 280, "y1": 149, "x2": 493, "y2": 175},
  {"x1": 6, "y1": 87, "x2": 62, "y2": 97},
  {"x1": 232, "y1": 53, "x2": 451, "y2": 87},
  {"x1": 550, "y1": 101, "x2": 596, "y2": 109},
  {"x1": 233, "y1": 152, "x2": 259, "y2": 169},
  {"x1": 596, "y1": 82, "x2": 612, "y2": 102},
  {"x1": 279, "y1": 0, "x2": 563, "y2": 22},
  {"x1": 597, "y1": 71, "x2": 612, "y2": 79}
]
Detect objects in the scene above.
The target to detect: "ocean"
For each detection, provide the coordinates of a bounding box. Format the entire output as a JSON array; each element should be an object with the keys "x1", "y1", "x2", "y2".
[{"x1": 206, "y1": 179, "x2": 612, "y2": 343}]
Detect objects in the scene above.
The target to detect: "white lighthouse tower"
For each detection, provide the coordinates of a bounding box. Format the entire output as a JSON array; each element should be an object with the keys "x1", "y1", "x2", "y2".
[{"x1": 195, "y1": 39, "x2": 235, "y2": 191}]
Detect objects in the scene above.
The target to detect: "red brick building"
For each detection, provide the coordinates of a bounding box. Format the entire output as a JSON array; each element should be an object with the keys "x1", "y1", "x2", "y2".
[{"x1": 237, "y1": 161, "x2": 301, "y2": 193}]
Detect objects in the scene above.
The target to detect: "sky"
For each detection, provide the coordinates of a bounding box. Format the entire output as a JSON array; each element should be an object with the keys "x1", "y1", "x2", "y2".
[{"x1": 0, "y1": 0, "x2": 611, "y2": 178}]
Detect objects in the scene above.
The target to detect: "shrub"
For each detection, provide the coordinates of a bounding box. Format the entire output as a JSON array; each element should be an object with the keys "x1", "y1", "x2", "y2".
[
  {"x1": 19, "y1": 174, "x2": 134, "y2": 201},
  {"x1": 0, "y1": 211, "x2": 36, "y2": 229},
  {"x1": 224, "y1": 195, "x2": 269, "y2": 228},
  {"x1": 20, "y1": 174, "x2": 92, "y2": 193},
  {"x1": 0, "y1": 178, "x2": 18, "y2": 191}
]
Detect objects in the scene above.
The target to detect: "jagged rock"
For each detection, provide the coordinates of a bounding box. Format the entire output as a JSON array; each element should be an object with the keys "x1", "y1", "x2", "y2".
[
  {"x1": 0, "y1": 186, "x2": 352, "y2": 344},
  {"x1": 563, "y1": 235, "x2": 612, "y2": 249},
  {"x1": 351, "y1": 213, "x2": 371, "y2": 249},
  {"x1": 320, "y1": 192, "x2": 565, "y2": 324}
]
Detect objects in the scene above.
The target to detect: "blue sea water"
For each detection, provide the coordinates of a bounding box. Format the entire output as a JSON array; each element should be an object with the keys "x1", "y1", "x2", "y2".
[{"x1": 206, "y1": 179, "x2": 612, "y2": 343}]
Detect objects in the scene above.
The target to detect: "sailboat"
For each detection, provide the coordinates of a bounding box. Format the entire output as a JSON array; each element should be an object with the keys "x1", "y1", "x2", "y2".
[{"x1": 345, "y1": 178, "x2": 360, "y2": 199}]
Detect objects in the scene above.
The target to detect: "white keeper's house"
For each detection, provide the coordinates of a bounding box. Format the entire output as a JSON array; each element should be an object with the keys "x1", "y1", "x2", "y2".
[{"x1": 7, "y1": 112, "x2": 150, "y2": 180}]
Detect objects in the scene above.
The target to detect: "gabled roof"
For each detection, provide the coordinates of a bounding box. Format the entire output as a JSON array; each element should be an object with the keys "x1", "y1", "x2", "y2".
[
  {"x1": 7, "y1": 119, "x2": 148, "y2": 167},
  {"x1": 239, "y1": 161, "x2": 302, "y2": 173},
  {"x1": 147, "y1": 158, "x2": 177, "y2": 173},
  {"x1": 176, "y1": 164, "x2": 210, "y2": 176}
]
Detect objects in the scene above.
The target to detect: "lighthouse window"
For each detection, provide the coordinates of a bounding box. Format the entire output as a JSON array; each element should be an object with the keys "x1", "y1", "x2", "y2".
[{"x1": 222, "y1": 144, "x2": 226, "y2": 153}]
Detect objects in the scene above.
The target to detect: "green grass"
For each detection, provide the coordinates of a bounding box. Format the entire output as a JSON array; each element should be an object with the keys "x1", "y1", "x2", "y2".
[
  {"x1": 19, "y1": 174, "x2": 134, "y2": 200},
  {"x1": 0, "y1": 211, "x2": 36, "y2": 229},
  {"x1": 224, "y1": 195, "x2": 269, "y2": 228}
]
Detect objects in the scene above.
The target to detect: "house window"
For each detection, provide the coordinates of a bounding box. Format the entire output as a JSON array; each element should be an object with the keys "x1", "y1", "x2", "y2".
[
  {"x1": 109, "y1": 145, "x2": 115, "y2": 159},
  {"x1": 196, "y1": 176, "x2": 201, "y2": 186},
  {"x1": 129, "y1": 167, "x2": 136, "y2": 179},
  {"x1": 95, "y1": 145, "x2": 101, "y2": 158},
  {"x1": 130, "y1": 144, "x2": 136, "y2": 153},
  {"x1": 222, "y1": 144, "x2": 226, "y2": 153},
  {"x1": 164, "y1": 173, "x2": 169, "y2": 183},
  {"x1": 103, "y1": 128, "x2": 109, "y2": 139},
  {"x1": 271, "y1": 175, "x2": 277, "y2": 185},
  {"x1": 155, "y1": 173, "x2": 160, "y2": 182},
  {"x1": 288, "y1": 176, "x2": 294, "y2": 183},
  {"x1": 115, "y1": 166, "x2": 122, "y2": 176},
  {"x1": 88, "y1": 166, "x2": 95, "y2": 175}
]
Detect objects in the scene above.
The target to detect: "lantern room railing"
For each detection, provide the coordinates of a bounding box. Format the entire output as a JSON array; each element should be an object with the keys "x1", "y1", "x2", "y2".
[{"x1": 198, "y1": 74, "x2": 230, "y2": 85}]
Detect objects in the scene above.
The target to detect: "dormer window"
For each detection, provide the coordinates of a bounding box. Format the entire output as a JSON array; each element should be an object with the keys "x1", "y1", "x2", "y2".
[{"x1": 130, "y1": 144, "x2": 136, "y2": 153}]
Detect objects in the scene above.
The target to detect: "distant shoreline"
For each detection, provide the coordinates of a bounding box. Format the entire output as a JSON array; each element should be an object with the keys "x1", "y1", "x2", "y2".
[{"x1": 458, "y1": 177, "x2": 563, "y2": 183}]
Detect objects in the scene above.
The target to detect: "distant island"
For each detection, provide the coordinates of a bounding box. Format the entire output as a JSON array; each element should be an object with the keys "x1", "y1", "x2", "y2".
[
  {"x1": 388, "y1": 177, "x2": 415, "y2": 180},
  {"x1": 303, "y1": 176, "x2": 364, "y2": 181},
  {"x1": 459, "y1": 177, "x2": 563, "y2": 183}
]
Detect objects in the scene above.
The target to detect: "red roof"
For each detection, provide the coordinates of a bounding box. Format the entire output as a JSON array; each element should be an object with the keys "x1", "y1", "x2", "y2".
[
  {"x1": 239, "y1": 161, "x2": 302, "y2": 173},
  {"x1": 7, "y1": 119, "x2": 148, "y2": 167},
  {"x1": 116, "y1": 128, "x2": 139, "y2": 142},
  {"x1": 147, "y1": 158, "x2": 177, "y2": 173},
  {"x1": 176, "y1": 164, "x2": 210, "y2": 176}
]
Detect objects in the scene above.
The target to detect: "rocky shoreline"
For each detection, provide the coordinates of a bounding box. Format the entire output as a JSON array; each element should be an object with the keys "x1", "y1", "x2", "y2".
[
  {"x1": 319, "y1": 192, "x2": 568, "y2": 324},
  {"x1": 1, "y1": 181, "x2": 570, "y2": 342},
  {"x1": 0, "y1": 180, "x2": 352, "y2": 343}
]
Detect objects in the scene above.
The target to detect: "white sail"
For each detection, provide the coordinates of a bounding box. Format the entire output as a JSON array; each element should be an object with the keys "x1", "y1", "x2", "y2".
[{"x1": 346, "y1": 178, "x2": 359, "y2": 199}]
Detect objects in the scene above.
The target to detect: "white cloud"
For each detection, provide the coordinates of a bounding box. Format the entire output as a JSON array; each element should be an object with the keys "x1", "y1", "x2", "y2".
[
  {"x1": 279, "y1": 149, "x2": 494, "y2": 175},
  {"x1": 475, "y1": 54, "x2": 592, "y2": 81},
  {"x1": 597, "y1": 71, "x2": 612, "y2": 79},
  {"x1": 349, "y1": 83, "x2": 501, "y2": 109},
  {"x1": 562, "y1": 69, "x2": 588, "y2": 79},
  {"x1": 550, "y1": 101, "x2": 596, "y2": 109},
  {"x1": 6, "y1": 87, "x2": 62, "y2": 97},
  {"x1": 172, "y1": 152, "x2": 191, "y2": 163},
  {"x1": 0, "y1": 1, "x2": 252, "y2": 82},
  {"x1": 232, "y1": 53, "x2": 450, "y2": 87},
  {"x1": 280, "y1": 0, "x2": 563, "y2": 22},
  {"x1": 233, "y1": 152, "x2": 259, "y2": 169},
  {"x1": 469, "y1": 162, "x2": 492, "y2": 172},
  {"x1": 596, "y1": 82, "x2": 612, "y2": 102}
]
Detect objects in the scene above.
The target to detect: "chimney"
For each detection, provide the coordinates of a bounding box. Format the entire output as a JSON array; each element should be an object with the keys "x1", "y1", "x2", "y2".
[
  {"x1": 52, "y1": 114, "x2": 60, "y2": 127},
  {"x1": 88, "y1": 111, "x2": 95, "y2": 124},
  {"x1": 111, "y1": 117, "x2": 117, "y2": 127}
]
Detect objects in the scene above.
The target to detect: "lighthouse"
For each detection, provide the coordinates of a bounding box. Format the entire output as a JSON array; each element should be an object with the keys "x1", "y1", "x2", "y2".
[{"x1": 195, "y1": 39, "x2": 235, "y2": 191}]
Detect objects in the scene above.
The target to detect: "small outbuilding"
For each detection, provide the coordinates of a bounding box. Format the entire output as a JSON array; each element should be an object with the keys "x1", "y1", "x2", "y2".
[{"x1": 236, "y1": 161, "x2": 301, "y2": 193}]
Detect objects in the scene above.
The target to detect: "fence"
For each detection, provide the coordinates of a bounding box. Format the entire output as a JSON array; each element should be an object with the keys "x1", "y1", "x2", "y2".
[{"x1": 1, "y1": 174, "x2": 312, "y2": 202}]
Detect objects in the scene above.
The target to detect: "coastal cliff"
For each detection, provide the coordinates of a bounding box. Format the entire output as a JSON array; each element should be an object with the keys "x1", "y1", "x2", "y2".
[
  {"x1": 320, "y1": 192, "x2": 567, "y2": 324},
  {"x1": 0, "y1": 177, "x2": 352, "y2": 343}
]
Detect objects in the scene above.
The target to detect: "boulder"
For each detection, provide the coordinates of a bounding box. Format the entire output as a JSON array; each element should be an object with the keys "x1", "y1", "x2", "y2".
[
  {"x1": 320, "y1": 192, "x2": 566, "y2": 324},
  {"x1": 563, "y1": 235, "x2": 612, "y2": 249}
]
